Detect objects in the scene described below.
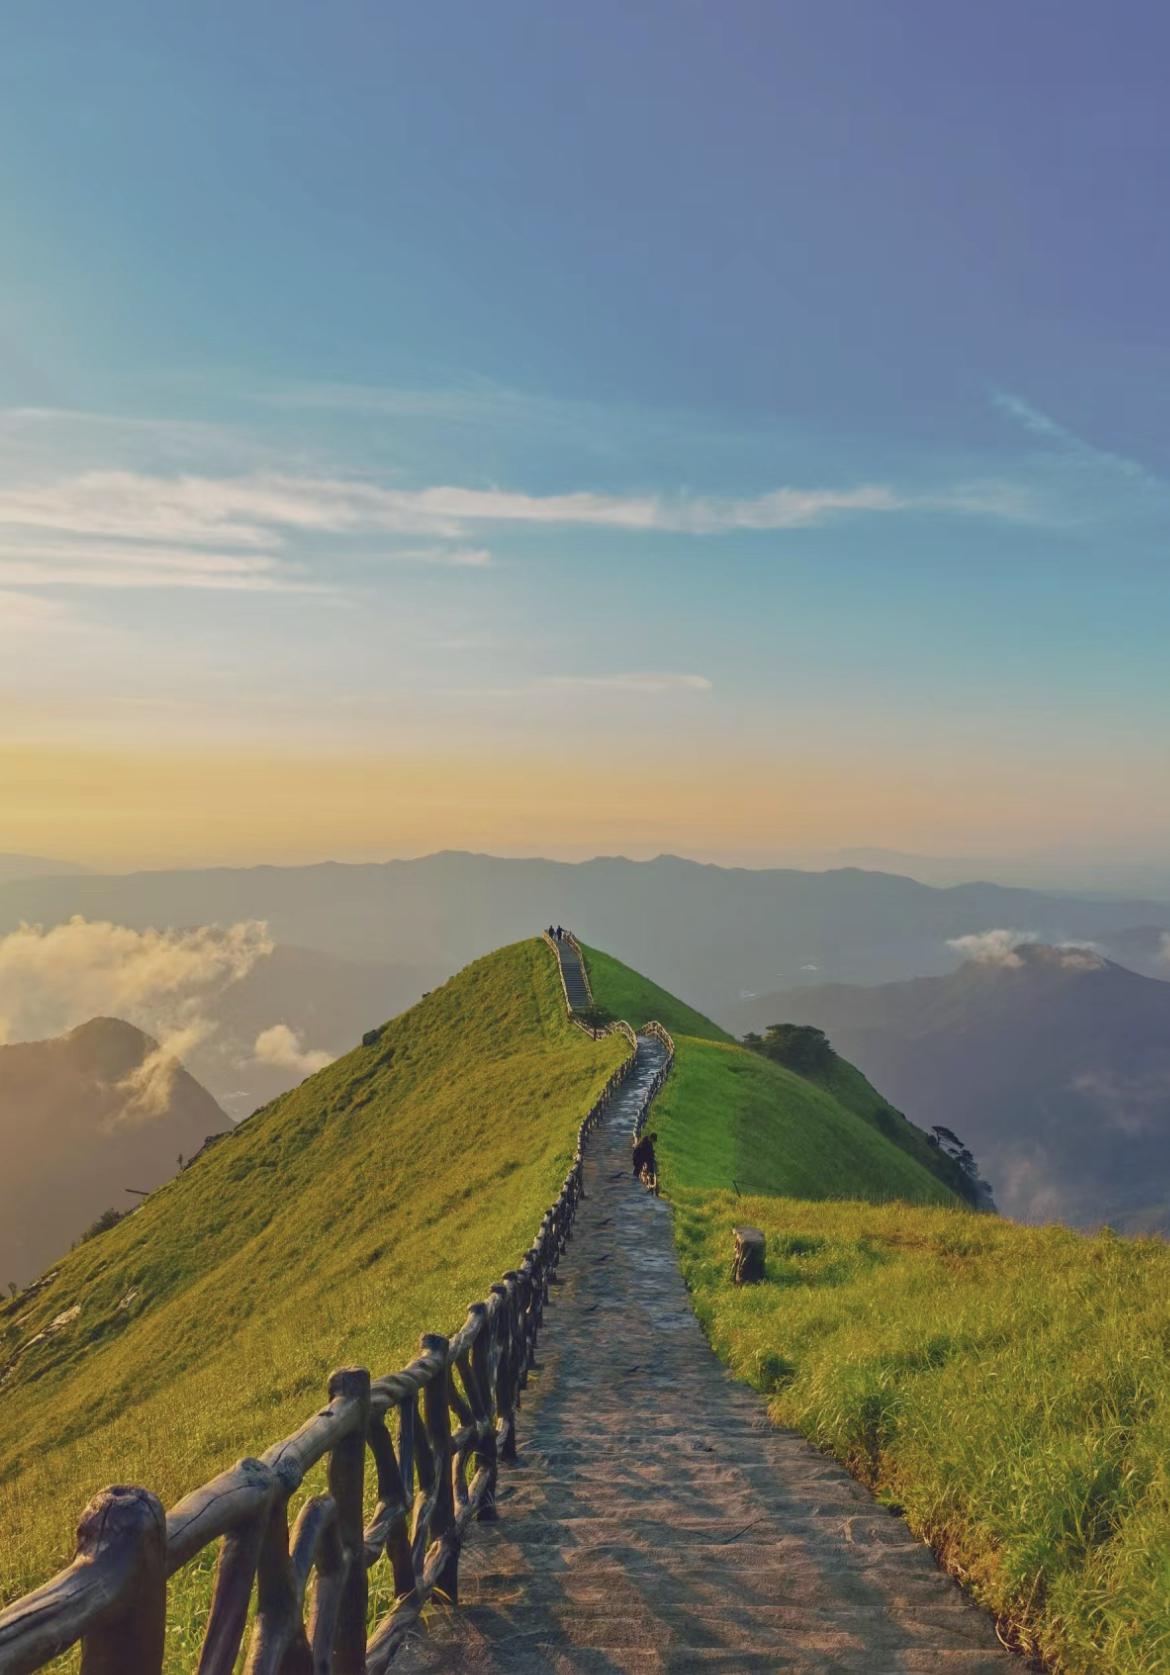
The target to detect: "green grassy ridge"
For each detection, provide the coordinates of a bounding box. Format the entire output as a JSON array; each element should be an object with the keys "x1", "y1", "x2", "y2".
[
  {"x1": 0, "y1": 937, "x2": 628, "y2": 1658},
  {"x1": 581, "y1": 944, "x2": 958, "y2": 1206},
  {"x1": 580, "y1": 943, "x2": 731, "y2": 1042},
  {"x1": 677, "y1": 1195, "x2": 1170, "y2": 1674}
]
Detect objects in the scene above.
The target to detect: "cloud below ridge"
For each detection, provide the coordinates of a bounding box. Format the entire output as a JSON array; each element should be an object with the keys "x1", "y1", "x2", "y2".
[
  {"x1": 252, "y1": 1022, "x2": 334, "y2": 1078},
  {"x1": 0, "y1": 918, "x2": 275, "y2": 1125}
]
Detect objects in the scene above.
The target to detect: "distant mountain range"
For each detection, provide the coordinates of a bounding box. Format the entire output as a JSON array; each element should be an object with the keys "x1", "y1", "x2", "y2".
[
  {"x1": 0, "y1": 853, "x2": 90, "y2": 884},
  {"x1": 0, "y1": 851, "x2": 1166, "y2": 1020},
  {"x1": 728, "y1": 945, "x2": 1170, "y2": 1232},
  {"x1": 0, "y1": 1018, "x2": 226, "y2": 1288}
]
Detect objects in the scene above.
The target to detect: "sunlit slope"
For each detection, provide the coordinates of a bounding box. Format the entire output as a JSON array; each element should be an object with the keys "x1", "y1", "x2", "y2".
[
  {"x1": 0, "y1": 938, "x2": 627, "y2": 1615},
  {"x1": 582, "y1": 942, "x2": 959, "y2": 1205}
]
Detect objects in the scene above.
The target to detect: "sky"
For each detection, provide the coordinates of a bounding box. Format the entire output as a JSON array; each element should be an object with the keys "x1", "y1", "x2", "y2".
[{"x1": 1, "y1": 1, "x2": 1168, "y2": 872}]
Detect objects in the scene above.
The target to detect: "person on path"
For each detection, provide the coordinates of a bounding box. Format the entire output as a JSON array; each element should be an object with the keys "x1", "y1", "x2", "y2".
[{"x1": 631, "y1": 1130, "x2": 658, "y2": 1183}]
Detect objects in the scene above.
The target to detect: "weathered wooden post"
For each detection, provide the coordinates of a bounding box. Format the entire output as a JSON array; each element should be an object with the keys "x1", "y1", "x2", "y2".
[
  {"x1": 363, "y1": 1413, "x2": 416, "y2": 1604},
  {"x1": 419, "y1": 1334, "x2": 459, "y2": 1604},
  {"x1": 310, "y1": 1366, "x2": 370, "y2": 1674},
  {"x1": 731, "y1": 1226, "x2": 766, "y2": 1285},
  {"x1": 466, "y1": 1302, "x2": 499, "y2": 1521},
  {"x1": 493, "y1": 1277, "x2": 519, "y2": 1461}
]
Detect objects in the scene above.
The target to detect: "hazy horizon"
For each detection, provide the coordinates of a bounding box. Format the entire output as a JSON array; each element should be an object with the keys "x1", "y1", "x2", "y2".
[{"x1": 7, "y1": 840, "x2": 1170, "y2": 905}]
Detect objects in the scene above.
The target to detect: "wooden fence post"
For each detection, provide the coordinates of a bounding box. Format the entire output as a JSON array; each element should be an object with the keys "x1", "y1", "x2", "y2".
[
  {"x1": 196, "y1": 1458, "x2": 275, "y2": 1675},
  {"x1": 493, "y1": 1278, "x2": 519, "y2": 1462},
  {"x1": 309, "y1": 1367, "x2": 370, "y2": 1674},
  {"x1": 465, "y1": 1303, "x2": 499, "y2": 1521},
  {"x1": 79, "y1": 1486, "x2": 167, "y2": 1675},
  {"x1": 419, "y1": 1335, "x2": 459, "y2": 1604}
]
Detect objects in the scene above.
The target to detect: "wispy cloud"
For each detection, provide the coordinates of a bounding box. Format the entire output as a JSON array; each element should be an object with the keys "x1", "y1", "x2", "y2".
[
  {"x1": 542, "y1": 672, "x2": 713, "y2": 693},
  {"x1": 449, "y1": 671, "x2": 713, "y2": 699},
  {"x1": 383, "y1": 545, "x2": 493, "y2": 567},
  {"x1": 0, "y1": 918, "x2": 273, "y2": 1127},
  {"x1": 0, "y1": 466, "x2": 1033, "y2": 555},
  {"x1": 252, "y1": 1022, "x2": 333, "y2": 1078},
  {"x1": 947, "y1": 927, "x2": 1037, "y2": 967},
  {"x1": 990, "y1": 388, "x2": 1154, "y2": 485},
  {"x1": 0, "y1": 542, "x2": 308, "y2": 592},
  {"x1": 946, "y1": 928, "x2": 1105, "y2": 970},
  {"x1": 0, "y1": 589, "x2": 76, "y2": 628}
]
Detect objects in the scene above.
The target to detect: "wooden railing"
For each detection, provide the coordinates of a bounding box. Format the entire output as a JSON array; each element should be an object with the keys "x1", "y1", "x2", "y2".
[
  {"x1": 635, "y1": 1021, "x2": 675, "y2": 1138},
  {"x1": 0, "y1": 1005, "x2": 640, "y2": 1674}
]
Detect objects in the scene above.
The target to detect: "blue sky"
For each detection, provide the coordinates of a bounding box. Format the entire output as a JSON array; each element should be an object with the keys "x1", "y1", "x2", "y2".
[{"x1": 1, "y1": 1, "x2": 1167, "y2": 868}]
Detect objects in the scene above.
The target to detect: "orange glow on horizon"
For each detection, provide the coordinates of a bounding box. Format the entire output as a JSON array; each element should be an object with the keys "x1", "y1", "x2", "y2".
[{"x1": 0, "y1": 742, "x2": 1163, "y2": 873}]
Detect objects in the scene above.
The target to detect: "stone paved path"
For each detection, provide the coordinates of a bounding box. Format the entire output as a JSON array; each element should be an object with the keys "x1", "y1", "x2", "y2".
[
  {"x1": 397, "y1": 1017, "x2": 1021, "y2": 1673},
  {"x1": 554, "y1": 934, "x2": 593, "y2": 1012}
]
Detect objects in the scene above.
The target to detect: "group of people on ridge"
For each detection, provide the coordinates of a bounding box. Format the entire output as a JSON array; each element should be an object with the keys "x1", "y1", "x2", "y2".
[{"x1": 547, "y1": 924, "x2": 566, "y2": 940}]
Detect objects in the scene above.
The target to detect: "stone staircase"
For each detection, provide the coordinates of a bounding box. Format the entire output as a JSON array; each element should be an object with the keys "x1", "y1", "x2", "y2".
[{"x1": 552, "y1": 934, "x2": 593, "y2": 1013}]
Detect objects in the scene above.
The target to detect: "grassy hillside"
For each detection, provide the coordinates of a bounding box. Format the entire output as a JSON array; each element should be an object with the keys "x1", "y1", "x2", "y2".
[
  {"x1": 582, "y1": 943, "x2": 731, "y2": 1041},
  {"x1": 0, "y1": 938, "x2": 627, "y2": 1661},
  {"x1": 808, "y1": 1053, "x2": 976, "y2": 1201},
  {"x1": 678, "y1": 1194, "x2": 1170, "y2": 1674},
  {"x1": 582, "y1": 943, "x2": 959, "y2": 1206}
]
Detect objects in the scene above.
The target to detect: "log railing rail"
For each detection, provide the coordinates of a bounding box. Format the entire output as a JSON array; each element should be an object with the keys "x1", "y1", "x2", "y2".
[
  {"x1": 0, "y1": 933, "x2": 675, "y2": 1675},
  {"x1": 635, "y1": 1020, "x2": 675, "y2": 1139}
]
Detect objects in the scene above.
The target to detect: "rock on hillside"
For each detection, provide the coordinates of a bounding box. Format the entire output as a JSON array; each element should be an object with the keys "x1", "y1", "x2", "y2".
[{"x1": 0, "y1": 1018, "x2": 227, "y2": 1289}]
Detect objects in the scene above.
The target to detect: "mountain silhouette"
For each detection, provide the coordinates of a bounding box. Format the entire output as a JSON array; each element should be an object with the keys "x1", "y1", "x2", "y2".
[
  {"x1": 0, "y1": 1018, "x2": 226, "y2": 1289},
  {"x1": 0, "y1": 852, "x2": 1165, "y2": 1019}
]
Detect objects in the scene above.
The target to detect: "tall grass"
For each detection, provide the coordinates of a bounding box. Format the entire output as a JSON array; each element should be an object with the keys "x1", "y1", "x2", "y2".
[
  {"x1": 0, "y1": 938, "x2": 627, "y2": 1665},
  {"x1": 677, "y1": 1192, "x2": 1170, "y2": 1674}
]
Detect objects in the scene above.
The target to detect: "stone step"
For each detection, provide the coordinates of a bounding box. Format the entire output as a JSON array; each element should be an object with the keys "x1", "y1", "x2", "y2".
[
  {"x1": 398, "y1": 1635, "x2": 1012, "y2": 1673},
  {"x1": 445, "y1": 1593, "x2": 990, "y2": 1633}
]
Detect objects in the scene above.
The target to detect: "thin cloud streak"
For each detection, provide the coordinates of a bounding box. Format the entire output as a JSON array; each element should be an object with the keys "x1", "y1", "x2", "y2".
[
  {"x1": 0, "y1": 540, "x2": 303, "y2": 593},
  {"x1": 448, "y1": 672, "x2": 714, "y2": 699},
  {"x1": 382, "y1": 545, "x2": 493, "y2": 567},
  {"x1": 990, "y1": 388, "x2": 1155, "y2": 485},
  {"x1": 0, "y1": 467, "x2": 1036, "y2": 556}
]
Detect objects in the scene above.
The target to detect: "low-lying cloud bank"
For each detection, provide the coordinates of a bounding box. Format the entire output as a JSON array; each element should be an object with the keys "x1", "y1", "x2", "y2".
[
  {"x1": 252, "y1": 1023, "x2": 333, "y2": 1078},
  {"x1": 0, "y1": 916, "x2": 273, "y2": 1044},
  {"x1": 946, "y1": 928, "x2": 1105, "y2": 970},
  {"x1": 0, "y1": 917, "x2": 276, "y2": 1125}
]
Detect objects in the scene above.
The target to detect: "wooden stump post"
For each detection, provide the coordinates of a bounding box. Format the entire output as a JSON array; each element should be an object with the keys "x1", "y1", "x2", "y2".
[
  {"x1": 80, "y1": 1485, "x2": 168, "y2": 1675},
  {"x1": 310, "y1": 1367, "x2": 370, "y2": 1674},
  {"x1": 731, "y1": 1226, "x2": 766, "y2": 1285}
]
